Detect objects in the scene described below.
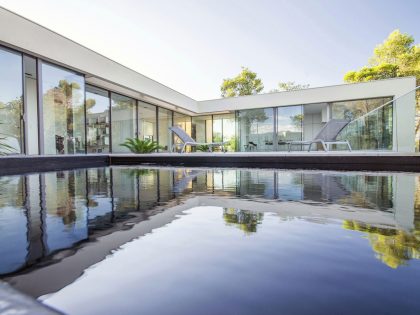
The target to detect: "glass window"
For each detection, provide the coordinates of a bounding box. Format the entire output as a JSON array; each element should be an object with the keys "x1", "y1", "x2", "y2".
[
  {"x1": 337, "y1": 102, "x2": 393, "y2": 150},
  {"x1": 86, "y1": 85, "x2": 110, "y2": 153},
  {"x1": 173, "y1": 112, "x2": 192, "y2": 135},
  {"x1": 158, "y1": 108, "x2": 172, "y2": 152},
  {"x1": 238, "y1": 108, "x2": 274, "y2": 152},
  {"x1": 277, "y1": 106, "x2": 303, "y2": 151},
  {"x1": 111, "y1": 93, "x2": 136, "y2": 153},
  {"x1": 24, "y1": 56, "x2": 39, "y2": 155},
  {"x1": 0, "y1": 47, "x2": 23, "y2": 154},
  {"x1": 332, "y1": 97, "x2": 393, "y2": 151},
  {"x1": 41, "y1": 63, "x2": 85, "y2": 154},
  {"x1": 192, "y1": 115, "x2": 212, "y2": 143},
  {"x1": 213, "y1": 113, "x2": 236, "y2": 151},
  {"x1": 331, "y1": 97, "x2": 392, "y2": 120},
  {"x1": 138, "y1": 101, "x2": 157, "y2": 141},
  {"x1": 173, "y1": 112, "x2": 192, "y2": 152}
]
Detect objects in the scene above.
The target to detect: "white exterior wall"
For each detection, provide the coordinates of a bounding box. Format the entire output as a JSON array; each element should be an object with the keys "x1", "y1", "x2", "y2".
[
  {"x1": 0, "y1": 7, "x2": 417, "y2": 151},
  {"x1": 197, "y1": 77, "x2": 416, "y2": 112}
]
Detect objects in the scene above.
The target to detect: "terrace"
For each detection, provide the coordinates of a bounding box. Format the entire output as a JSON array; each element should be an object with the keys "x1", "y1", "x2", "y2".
[{"x1": 0, "y1": 4, "x2": 420, "y2": 315}]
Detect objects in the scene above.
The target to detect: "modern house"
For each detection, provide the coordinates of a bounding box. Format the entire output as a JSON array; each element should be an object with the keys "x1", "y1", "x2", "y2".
[{"x1": 0, "y1": 7, "x2": 417, "y2": 156}]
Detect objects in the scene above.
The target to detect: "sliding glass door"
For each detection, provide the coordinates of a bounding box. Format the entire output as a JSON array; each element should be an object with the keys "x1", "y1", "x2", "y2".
[
  {"x1": 0, "y1": 47, "x2": 23, "y2": 154},
  {"x1": 41, "y1": 62, "x2": 85, "y2": 154},
  {"x1": 138, "y1": 101, "x2": 157, "y2": 141},
  {"x1": 86, "y1": 85, "x2": 110, "y2": 153},
  {"x1": 110, "y1": 93, "x2": 136, "y2": 153}
]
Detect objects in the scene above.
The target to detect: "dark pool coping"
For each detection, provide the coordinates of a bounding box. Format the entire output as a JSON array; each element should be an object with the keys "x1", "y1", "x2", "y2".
[
  {"x1": 1, "y1": 152, "x2": 420, "y2": 176},
  {"x1": 0, "y1": 154, "x2": 109, "y2": 176},
  {"x1": 110, "y1": 152, "x2": 420, "y2": 172}
]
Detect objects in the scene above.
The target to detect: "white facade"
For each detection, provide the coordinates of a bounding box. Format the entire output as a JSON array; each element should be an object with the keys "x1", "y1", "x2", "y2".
[{"x1": 0, "y1": 6, "x2": 417, "y2": 152}]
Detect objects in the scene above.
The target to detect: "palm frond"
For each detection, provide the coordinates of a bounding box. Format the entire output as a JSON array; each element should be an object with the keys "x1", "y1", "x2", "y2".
[{"x1": 120, "y1": 138, "x2": 163, "y2": 153}]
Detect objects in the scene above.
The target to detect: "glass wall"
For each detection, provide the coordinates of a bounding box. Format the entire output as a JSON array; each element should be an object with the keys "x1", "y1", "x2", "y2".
[
  {"x1": 213, "y1": 113, "x2": 236, "y2": 151},
  {"x1": 24, "y1": 56, "x2": 39, "y2": 155},
  {"x1": 238, "y1": 108, "x2": 274, "y2": 152},
  {"x1": 111, "y1": 93, "x2": 136, "y2": 153},
  {"x1": 173, "y1": 112, "x2": 191, "y2": 152},
  {"x1": 277, "y1": 105, "x2": 303, "y2": 151},
  {"x1": 337, "y1": 101, "x2": 393, "y2": 150},
  {"x1": 173, "y1": 112, "x2": 191, "y2": 135},
  {"x1": 331, "y1": 97, "x2": 392, "y2": 121},
  {"x1": 192, "y1": 115, "x2": 212, "y2": 144},
  {"x1": 86, "y1": 85, "x2": 110, "y2": 153},
  {"x1": 158, "y1": 108, "x2": 173, "y2": 152},
  {"x1": 41, "y1": 63, "x2": 85, "y2": 154},
  {"x1": 138, "y1": 101, "x2": 157, "y2": 141},
  {"x1": 0, "y1": 47, "x2": 23, "y2": 154}
]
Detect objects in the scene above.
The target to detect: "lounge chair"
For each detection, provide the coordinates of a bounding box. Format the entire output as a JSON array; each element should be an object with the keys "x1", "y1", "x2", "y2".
[
  {"x1": 169, "y1": 126, "x2": 229, "y2": 153},
  {"x1": 287, "y1": 119, "x2": 352, "y2": 152}
]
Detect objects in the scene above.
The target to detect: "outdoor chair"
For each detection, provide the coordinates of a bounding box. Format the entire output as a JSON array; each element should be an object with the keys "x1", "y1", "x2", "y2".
[
  {"x1": 169, "y1": 126, "x2": 229, "y2": 153},
  {"x1": 287, "y1": 119, "x2": 352, "y2": 152}
]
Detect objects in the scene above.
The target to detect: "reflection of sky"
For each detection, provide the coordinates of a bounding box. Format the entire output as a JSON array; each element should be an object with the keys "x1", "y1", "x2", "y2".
[
  {"x1": 86, "y1": 91, "x2": 110, "y2": 114},
  {"x1": 0, "y1": 206, "x2": 27, "y2": 274},
  {"x1": 0, "y1": 48, "x2": 22, "y2": 103},
  {"x1": 45, "y1": 200, "x2": 88, "y2": 254},
  {"x1": 88, "y1": 197, "x2": 113, "y2": 220},
  {"x1": 42, "y1": 63, "x2": 84, "y2": 97},
  {"x1": 42, "y1": 206, "x2": 420, "y2": 315}
]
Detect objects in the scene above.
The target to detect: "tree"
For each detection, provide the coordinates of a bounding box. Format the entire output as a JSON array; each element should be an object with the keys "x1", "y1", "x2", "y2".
[
  {"x1": 220, "y1": 67, "x2": 264, "y2": 97},
  {"x1": 270, "y1": 81, "x2": 310, "y2": 92},
  {"x1": 344, "y1": 30, "x2": 419, "y2": 83},
  {"x1": 343, "y1": 30, "x2": 420, "y2": 148}
]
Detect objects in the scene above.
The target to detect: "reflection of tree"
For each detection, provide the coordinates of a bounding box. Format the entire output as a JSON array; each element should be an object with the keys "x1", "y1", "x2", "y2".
[
  {"x1": 343, "y1": 220, "x2": 420, "y2": 268},
  {"x1": 241, "y1": 109, "x2": 268, "y2": 126},
  {"x1": 415, "y1": 177, "x2": 420, "y2": 231},
  {"x1": 0, "y1": 97, "x2": 23, "y2": 154},
  {"x1": 223, "y1": 208, "x2": 263, "y2": 234},
  {"x1": 0, "y1": 176, "x2": 25, "y2": 208},
  {"x1": 0, "y1": 97, "x2": 23, "y2": 137},
  {"x1": 43, "y1": 79, "x2": 84, "y2": 153},
  {"x1": 290, "y1": 114, "x2": 303, "y2": 130}
]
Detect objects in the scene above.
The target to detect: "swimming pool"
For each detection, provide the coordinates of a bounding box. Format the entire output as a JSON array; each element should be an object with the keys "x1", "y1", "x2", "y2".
[{"x1": 1, "y1": 166, "x2": 419, "y2": 314}]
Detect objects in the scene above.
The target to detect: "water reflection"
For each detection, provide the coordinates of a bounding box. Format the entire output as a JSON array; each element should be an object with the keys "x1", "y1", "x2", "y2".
[
  {"x1": 0, "y1": 167, "x2": 419, "y2": 278},
  {"x1": 223, "y1": 208, "x2": 264, "y2": 234},
  {"x1": 343, "y1": 220, "x2": 420, "y2": 268}
]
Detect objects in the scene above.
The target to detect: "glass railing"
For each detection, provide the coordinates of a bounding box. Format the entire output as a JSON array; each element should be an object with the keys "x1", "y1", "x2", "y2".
[{"x1": 337, "y1": 86, "x2": 419, "y2": 151}]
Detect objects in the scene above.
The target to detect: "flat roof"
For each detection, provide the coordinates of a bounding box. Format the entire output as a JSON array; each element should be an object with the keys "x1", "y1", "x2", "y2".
[{"x1": 0, "y1": 7, "x2": 416, "y2": 115}]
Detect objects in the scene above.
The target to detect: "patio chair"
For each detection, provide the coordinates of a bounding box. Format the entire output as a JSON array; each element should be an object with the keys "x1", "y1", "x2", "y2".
[
  {"x1": 169, "y1": 126, "x2": 229, "y2": 153},
  {"x1": 287, "y1": 119, "x2": 352, "y2": 152}
]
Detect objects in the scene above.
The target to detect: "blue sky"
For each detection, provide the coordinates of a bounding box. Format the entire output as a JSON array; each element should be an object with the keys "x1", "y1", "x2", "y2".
[{"x1": 1, "y1": 0, "x2": 419, "y2": 100}]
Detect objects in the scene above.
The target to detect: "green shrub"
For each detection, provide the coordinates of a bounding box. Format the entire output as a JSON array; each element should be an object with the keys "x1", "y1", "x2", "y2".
[
  {"x1": 196, "y1": 145, "x2": 211, "y2": 152},
  {"x1": 120, "y1": 138, "x2": 163, "y2": 153}
]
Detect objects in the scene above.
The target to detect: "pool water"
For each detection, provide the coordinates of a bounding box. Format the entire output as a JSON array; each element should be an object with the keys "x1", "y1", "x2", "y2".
[{"x1": 1, "y1": 167, "x2": 420, "y2": 314}]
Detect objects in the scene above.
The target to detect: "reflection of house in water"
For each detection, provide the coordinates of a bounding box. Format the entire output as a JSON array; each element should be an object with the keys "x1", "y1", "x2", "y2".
[{"x1": 1, "y1": 167, "x2": 420, "y2": 295}]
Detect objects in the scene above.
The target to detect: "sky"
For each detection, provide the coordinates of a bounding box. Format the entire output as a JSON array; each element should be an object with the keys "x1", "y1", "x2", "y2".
[{"x1": 0, "y1": 0, "x2": 419, "y2": 100}]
